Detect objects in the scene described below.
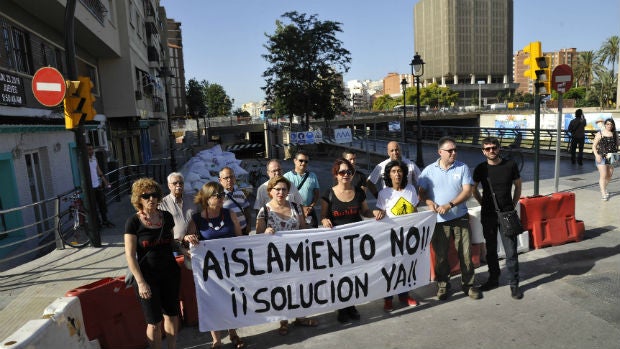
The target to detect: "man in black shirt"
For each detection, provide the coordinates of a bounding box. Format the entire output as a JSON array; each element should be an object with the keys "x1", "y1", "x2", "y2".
[{"x1": 472, "y1": 137, "x2": 523, "y2": 299}]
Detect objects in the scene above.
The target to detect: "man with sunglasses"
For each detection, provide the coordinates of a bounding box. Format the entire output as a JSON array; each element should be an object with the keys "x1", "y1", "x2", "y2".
[
  {"x1": 219, "y1": 167, "x2": 252, "y2": 235},
  {"x1": 253, "y1": 159, "x2": 304, "y2": 215},
  {"x1": 284, "y1": 151, "x2": 320, "y2": 227},
  {"x1": 367, "y1": 141, "x2": 420, "y2": 198},
  {"x1": 419, "y1": 136, "x2": 482, "y2": 301},
  {"x1": 158, "y1": 172, "x2": 196, "y2": 255},
  {"x1": 472, "y1": 137, "x2": 523, "y2": 299}
]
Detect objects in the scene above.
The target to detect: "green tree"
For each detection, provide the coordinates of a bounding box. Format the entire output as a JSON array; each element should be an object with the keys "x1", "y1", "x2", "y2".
[
  {"x1": 598, "y1": 36, "x2": 619, "y2": 78},
  {"x1": 372, "y1": 94, "x2": 397, "y2": 112},
  {"x1": 574, "y1": 51, "x2": 597, "y2": 89},
  {"x1": 262, "y1": 12, "x2": 351, "y2": 125},
  {"x1": 186, "y1": 78, "x2": 206, "y2": 117},
  {"x1": 203, "y1": 81, "x2": 232, "y2": 118}
]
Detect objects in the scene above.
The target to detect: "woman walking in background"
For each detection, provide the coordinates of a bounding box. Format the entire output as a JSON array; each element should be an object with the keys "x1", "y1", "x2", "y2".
[{"x1": 592, "y1": 118, "x2": 619, "y2": 201}]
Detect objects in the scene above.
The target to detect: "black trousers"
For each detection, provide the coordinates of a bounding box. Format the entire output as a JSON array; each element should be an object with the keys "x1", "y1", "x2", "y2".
[{"x1": 481, "y1": 212, "x2": 520, "y2": 286}]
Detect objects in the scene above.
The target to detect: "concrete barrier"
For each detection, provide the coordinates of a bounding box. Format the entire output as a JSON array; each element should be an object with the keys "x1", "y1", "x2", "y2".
[{"x1": 0, "y1": 297, "x2": 100, "y2": 349}]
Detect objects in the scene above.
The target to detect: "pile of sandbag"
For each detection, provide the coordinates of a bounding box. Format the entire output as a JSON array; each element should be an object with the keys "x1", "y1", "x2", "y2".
[{"x1": 180, "y1": 145, "x2": 249, "y2": 194}]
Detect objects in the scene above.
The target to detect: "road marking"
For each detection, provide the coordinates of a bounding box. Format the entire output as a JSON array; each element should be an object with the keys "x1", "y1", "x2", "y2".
[{"x1": 36, "y1": 82, "x2": 62, "y2": 91}]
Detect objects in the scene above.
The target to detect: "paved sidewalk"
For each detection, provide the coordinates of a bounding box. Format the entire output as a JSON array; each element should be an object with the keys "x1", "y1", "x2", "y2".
[{"x1": 1, "y1": 148, "x2": 619, "y2": 348}]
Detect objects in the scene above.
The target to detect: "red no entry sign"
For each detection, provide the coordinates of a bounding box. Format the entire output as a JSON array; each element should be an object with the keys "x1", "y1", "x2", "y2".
[
  {"x1": 552, "y1": 64, "x2": 574, "y2": 94},
  {"x1": 32, "y1": 67, "x2": 66, "y2": 107}
]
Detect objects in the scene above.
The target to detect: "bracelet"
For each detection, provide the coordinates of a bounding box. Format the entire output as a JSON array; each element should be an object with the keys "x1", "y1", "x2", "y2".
[{"x1": 449, "y1": 201, "x2": 456, "y2": 208}]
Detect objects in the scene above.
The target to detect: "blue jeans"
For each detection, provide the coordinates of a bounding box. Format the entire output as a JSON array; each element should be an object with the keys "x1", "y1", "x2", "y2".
[{"x1": 481, "y1": 212, "x2": 519, "y2": 286}]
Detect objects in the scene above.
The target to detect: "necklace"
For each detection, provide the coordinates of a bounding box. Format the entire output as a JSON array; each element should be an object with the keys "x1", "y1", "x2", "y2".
[
  {"x1": 207, "y1": 210, "x2": 225, "y2": 231},
  {"x1": 141, "y1": 211, "x2": 162, "y2": 227}
]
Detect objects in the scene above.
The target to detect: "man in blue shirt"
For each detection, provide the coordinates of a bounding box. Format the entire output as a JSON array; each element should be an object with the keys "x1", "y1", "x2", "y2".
[
  {"x1": 284, "y1": 150, "x2": 320, "y2": 227},
  {"x1": 418, "y1": 136, "x2": 482, "y2": 301}
]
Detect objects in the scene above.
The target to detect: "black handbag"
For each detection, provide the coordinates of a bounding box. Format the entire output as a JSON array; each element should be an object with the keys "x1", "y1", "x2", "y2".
[{"x1": 487, "y1": 178, "x2": 524, "y2": 237}]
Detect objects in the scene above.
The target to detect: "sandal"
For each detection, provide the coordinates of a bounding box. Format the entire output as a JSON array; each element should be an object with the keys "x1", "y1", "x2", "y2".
[
  {"x1": 293, "y1": 317, "x2": 319, "y2": 327},
  {"x1": 229, "y1": 331, "x2": 245, "y2": 349},
  {"x1": 278, "y1": 321, "x2": 289, "y2": 336}
]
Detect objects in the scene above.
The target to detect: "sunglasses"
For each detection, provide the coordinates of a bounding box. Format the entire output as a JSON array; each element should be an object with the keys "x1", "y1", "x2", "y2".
[
  {"x1": 441, "y1": 148, "x2": 457, "y2": 153},
  {"x1": 483, "y1": 146, "x2": 498, "y2": 151},
  {"x1": 140, "y1": 192, "x2": 160, "y2": 200},
  {"x1": 338, "y1": 169, "x2": 354, "y2": 176},
  {"x1": 296, "y1": 159, "x2": 309, "y2": 163}
]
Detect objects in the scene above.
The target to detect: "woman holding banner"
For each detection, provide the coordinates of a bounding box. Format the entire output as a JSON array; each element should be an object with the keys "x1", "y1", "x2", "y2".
[
  {"x1": 255, "y1": 175, "x2": 318, "y2": 335},
  {"x1": 321, "y1": 158, "x2": 384, "y2": 323},
  {"x1": 184, "y1": 181, "x2": 245, "y2": 349},
  {"x1": 376, "y1": 160, "x2": 420, "y2": 311}
]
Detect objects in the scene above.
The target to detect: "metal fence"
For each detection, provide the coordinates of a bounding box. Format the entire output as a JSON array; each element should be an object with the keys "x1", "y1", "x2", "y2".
[{"x1": 0, "y1": 161, "x2": 170, "y2": 272}]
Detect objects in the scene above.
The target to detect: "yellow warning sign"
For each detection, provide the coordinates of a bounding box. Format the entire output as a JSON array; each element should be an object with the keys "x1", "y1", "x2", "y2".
[{"x1": 390, "y1": 197, "x2": 416, "y2": 216}]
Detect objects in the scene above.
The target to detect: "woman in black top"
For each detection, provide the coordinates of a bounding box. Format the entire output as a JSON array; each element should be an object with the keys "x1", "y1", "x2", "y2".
[
  {"x1": 592, "y1": 118, "x2": 619, "y2": 200},
  {"x1": 321, "y1": 158, "x2": 383, "y2": 323},
  {"x1": 124, "y1": 178, "x2": 180, "y2": 349}
]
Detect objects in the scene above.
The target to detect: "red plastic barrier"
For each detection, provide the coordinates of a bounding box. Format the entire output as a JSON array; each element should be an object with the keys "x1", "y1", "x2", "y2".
[
  {"x1": 66, "y1": 277, "x2": 147, "y2": 349},
  {"x1": 547, "y1": 192, "x2": 575, "y2": 219},
  {"x1": 176, "y1": 255, "x2": 199, "y2": 326},
  {"x1": 430, "y1": 237, "x2": 481, "y2": 281},
  {"x1": 519, "y1": 195, "x2": 549, "y2": 230},
  {"x1": 530, "y1": 217, "x2": 585, "y2": 249}
]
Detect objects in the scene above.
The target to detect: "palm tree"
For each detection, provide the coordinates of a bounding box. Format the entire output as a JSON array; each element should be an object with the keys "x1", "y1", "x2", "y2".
[
  {"x1": 573, "y1": 51, "x2": 596, "y2": 89},
  {"x1": 598, "y1": 36, "x2": 619, "y2": 77}
]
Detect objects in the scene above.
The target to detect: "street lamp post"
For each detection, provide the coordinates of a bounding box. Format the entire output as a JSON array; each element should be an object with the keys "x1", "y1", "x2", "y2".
[
  {"x1": 410, "y1": 52, "x2": 425, "y2": 168},
  {"x1": 400, "y1": 78, "x2": 407, "y2": 145},
  {"x1": 477, "y1": 80, "x2": 485, "y2": 110}
]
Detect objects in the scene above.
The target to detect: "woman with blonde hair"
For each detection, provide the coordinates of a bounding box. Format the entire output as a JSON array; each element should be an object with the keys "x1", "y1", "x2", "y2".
[
  {"x1": 124, "y1": 178, "x2": 180, "y2": 349},
  {"x1": 184, "y1": 181, "x2": 245, "y2": 348}
]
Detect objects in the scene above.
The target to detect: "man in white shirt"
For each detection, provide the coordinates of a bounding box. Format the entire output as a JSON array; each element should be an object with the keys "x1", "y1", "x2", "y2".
[{"x1": 367, "y1": 141, "x2": 421, "y2": 198}]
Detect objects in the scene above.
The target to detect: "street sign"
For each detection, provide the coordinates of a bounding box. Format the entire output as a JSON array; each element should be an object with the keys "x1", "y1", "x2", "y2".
[
  {"x1": 32, "y1": 67, "x2": 66, "y2": 107},
  {"x1": 552, "y1": 64, "x2": 574, "y2": 93}
]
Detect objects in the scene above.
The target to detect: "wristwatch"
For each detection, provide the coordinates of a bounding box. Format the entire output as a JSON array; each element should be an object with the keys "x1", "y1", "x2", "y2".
[{"x1": 449, "y1": 201, "x2": 456, "y2": 208}]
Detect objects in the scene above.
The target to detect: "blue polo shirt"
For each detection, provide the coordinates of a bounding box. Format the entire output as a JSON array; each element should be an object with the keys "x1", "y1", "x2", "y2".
[
  {"x1": 283, "y1": 170, "x2": 320, "y2": 206},
  {"x1": 418, "y1": 159, "x2": 472, "y2": 223}
]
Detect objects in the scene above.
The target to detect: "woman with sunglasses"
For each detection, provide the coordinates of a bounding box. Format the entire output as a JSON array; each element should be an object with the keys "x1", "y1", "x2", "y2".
[
  {"x1": 592, "y1": 118, "x2": 619, "y2": 201},
  {"x1": 321, "y1": 158, "x2": 384, "y2": 323},
  {"x1": 376, "y1": 160, "x2": 420, "y2": 312},
  {"x1": 184, "y1": 181, "x2": 245, "y2": 348},
  {"x1": 255, "y1": 175, "x2": 317, "y2": 335},
  {"x1": 124, "y1": 178, "x2": 180, "y2": 349}
]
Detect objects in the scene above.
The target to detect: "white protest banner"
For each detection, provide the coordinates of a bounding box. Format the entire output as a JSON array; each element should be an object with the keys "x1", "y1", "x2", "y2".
[{"x1": 191, "y1": 211, "x2": 436, "y2": 331}]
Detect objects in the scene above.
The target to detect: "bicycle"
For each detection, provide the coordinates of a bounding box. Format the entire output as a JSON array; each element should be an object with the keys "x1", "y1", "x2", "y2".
[{"x1": 57, "y1": 191, "x2": 90, "y2": 248}]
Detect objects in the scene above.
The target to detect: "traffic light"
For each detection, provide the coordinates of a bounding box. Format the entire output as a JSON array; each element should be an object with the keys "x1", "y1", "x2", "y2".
[
  {"x1": 64, "y1": 80, "x2": 84, "y2": 129},
  {"x1": 77, "y1": 76, "x2": 97, "y2": 121},
  {"x1": 535, "y1": 57, "x2": 551, "y2": 95},
  {"x1": 523, "y1": 41, "x2": 542, "y2": 80}
]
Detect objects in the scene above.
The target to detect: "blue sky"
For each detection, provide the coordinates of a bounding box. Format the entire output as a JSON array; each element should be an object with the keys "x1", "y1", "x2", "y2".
[{"x1": 161, "y1": 0, "x2": 619, "y2": 107}]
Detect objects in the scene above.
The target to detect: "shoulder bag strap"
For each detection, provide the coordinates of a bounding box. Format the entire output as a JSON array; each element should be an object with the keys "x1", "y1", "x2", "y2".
[
  {"x1": 486, "y1": 177, "x2": 502, "y2": 213},
  {"x1": 296, "y1": 172, "x2": 310, "y2": 191},
  {"x1": 262, "y1": 204, "x2": 269, "y2": 226},
  {"x1": 226, "y1": 192, "x2": 245, "y2": 215}
]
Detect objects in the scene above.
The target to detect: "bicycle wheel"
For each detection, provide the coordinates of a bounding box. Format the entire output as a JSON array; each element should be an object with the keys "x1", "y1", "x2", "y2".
[{"x1": 58, "y1": 210, "x2": 90, "y2": 248}]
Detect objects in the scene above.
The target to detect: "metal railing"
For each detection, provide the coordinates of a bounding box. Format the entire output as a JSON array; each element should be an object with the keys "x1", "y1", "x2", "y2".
[
  {"x1": 0, "y1": 161, "x2": 170, "y2": 272},
  {"x1": 352, "y1": 126, "x2": 596, "y2": 154}
]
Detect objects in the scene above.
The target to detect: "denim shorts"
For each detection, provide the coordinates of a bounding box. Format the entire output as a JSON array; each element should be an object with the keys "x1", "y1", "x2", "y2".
[{"x1": 595, "y1": 156, "x2": 610, "y2": 166}]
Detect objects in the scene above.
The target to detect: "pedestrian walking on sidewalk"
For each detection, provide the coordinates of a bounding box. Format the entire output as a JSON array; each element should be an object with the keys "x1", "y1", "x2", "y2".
[
  {"x1": 568, "y1": 109, "x2": 587, "y2": 165},
  {"x1": 418, "y1": 136, "x2": 482, "y2": 301},
  {"x1": 124, "y1": 178, "x2": 180, "y2": 349},
  {"x1": 87, "y1": 144, "x2": 113, "y2": 227},
  {"x1": 592, "y1": 118, "x2": 619, "y2": 201},
  {"x1": 472, "y1": 137, "x2": 524, "y2": 299}
]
